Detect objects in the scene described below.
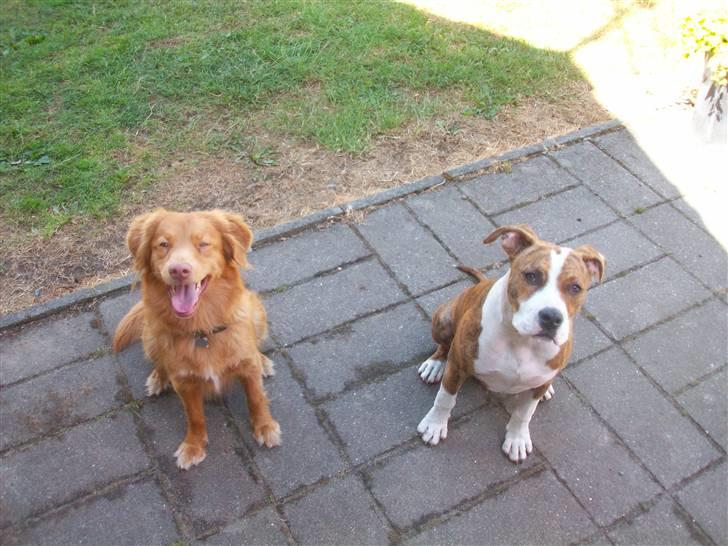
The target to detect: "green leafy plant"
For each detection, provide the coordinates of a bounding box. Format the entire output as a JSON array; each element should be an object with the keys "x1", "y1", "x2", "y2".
[{"x1": 682, "y1": 16, "x2": 728, "y2": 86}]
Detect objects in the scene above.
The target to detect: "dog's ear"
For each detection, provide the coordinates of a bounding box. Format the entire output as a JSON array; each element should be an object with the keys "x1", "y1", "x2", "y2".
[
  {"x1": 126, "y1": 209, "x2": 165, "y2": 272},
  {"x1": 483, "y1": 224, "x2": 540, "y2": 259},
  {"x1": 211, "y1": 211, "x2": 253, "y2": 268},
  {"x1": 574, "y1": 245, "x2": 606, "y2": 284}
]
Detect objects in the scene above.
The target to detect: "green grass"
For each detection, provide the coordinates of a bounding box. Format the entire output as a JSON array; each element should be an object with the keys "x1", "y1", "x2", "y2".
[{"x1": 1, "y1": 0, "x2": 582, "y2": 235}]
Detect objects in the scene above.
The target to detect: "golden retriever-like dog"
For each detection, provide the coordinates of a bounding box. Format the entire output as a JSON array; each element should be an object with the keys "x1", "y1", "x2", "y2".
[{"x1": 113, "y1": 209, "x2": 280, "y2": 469}]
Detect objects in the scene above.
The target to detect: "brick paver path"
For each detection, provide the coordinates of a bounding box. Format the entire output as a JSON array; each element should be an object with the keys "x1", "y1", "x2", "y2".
[{"x1": 1, "y1": 127, "x2": 726, "y2": 545}]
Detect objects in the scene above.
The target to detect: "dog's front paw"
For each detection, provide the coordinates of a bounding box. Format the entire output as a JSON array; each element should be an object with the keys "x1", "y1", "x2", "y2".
[
  {"x1": 254, "y1": 419, "x2": 281, "y2": 448},
  {"x1": 418, "y1": 358, "x2": 445, "y2": 384},
  {"x1": 417, "y1": 411, "x2": 448, "y2": 446},
  {"x1": 145, "y1": 369, "x2": 171, "y2": 397},
  {"x1": 502, "y1": 427, "x2": 532, "y2": 463},
  {"x1": 261, "y1": 356, "x2": 275, "y2": 378},
  {"x1": 541, "y1": 384, "x2": 555, "y2": 401},
  {"x1": 174, "y1": 442, "x2": 207, "y2": 470}
]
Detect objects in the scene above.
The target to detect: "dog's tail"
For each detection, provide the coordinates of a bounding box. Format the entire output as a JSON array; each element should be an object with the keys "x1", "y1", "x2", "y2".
[
  {"x1": 457, "y1": 264, "x2": 488, "y2": 283},
  {"x1": 113, "y1": 300, "x2": 144, "y2": 352}
]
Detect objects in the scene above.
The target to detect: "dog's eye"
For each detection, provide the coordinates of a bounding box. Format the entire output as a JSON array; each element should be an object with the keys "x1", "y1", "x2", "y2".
[
  {"x1": 523, "y1": 271, "x2": 539, "y2": 285},
  {"x1": 199, "y1": 241, "x2": 209, "y2": 250},
  {"x1": 159, "y1": 241, "x2": 169, "y2": 248},
  {"x1": 568, "y1": 283, "x2": 582, "y2": 295}
]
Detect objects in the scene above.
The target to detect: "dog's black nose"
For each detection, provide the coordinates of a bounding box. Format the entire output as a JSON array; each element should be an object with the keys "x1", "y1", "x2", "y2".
[{"x1": 538, "y1": 308, "x2": 563, "y2": 331}]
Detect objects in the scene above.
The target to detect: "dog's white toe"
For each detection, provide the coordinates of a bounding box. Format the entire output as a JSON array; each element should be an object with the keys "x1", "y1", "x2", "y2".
[
  {"x1": 261, "y1": 356, "x2": 275, "y2": 378},
  {"x1": 417, "y1": 412, "x2": 448, "y2": 446},
  {"x1": 541, "y1": 384, "x2": 555, "y2": 401},
  {"x1": 502, "y1": 427, "x2": 533, "y2": 463},
  {"x1": 418, "y1": 358, "x2": 445, "y2": 384},
  {"x1": 145, "y1": 369, "x2": 170, "y2": 397}
]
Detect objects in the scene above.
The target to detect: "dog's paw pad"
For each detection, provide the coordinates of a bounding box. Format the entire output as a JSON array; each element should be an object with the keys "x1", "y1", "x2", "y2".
[
  {"x1": 417, "y1": 414, "x2": 448, "y2": 446},
  {"x1": 174, "y1": 442, "x2": 206, "y2": 470},
  {"x1": 417, "y1": 358, "x2": 445, "y2": 384},
  {"x1": 541, "y1": 384, "x2": 555, "y2": 401},
  {"x1": 502, "y1": 428, "x2": 532, "y2": 463},
  {"x1": 254, "y1": 420, "x2": 281, "y2": 448},
  {"x1": 261, "y1": 356, "x2": 275, "y2": 378},
  {"x1": 145, "y1": 370, "x2": 170, "y2": 397}
]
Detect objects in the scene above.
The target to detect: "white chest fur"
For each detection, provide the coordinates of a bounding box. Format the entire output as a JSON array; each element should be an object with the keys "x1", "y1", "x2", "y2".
[{"x1": 473, "y1": 275, "x2": 561, "y2": 394}]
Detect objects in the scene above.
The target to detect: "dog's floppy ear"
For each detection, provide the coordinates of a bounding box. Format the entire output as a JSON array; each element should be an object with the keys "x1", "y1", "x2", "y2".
[
  {"x1": 210, "y1": 211, "x2": 253, "y2": 268},
  {"x1": 483, "y1": 224, "x2": 540, "y2": 259},
  {"x1": 126, "y1": 209, "x2": 165, "y2": 272},
  {"x1": 574, "y1": 245, "x2": 606, "y2": 284}
]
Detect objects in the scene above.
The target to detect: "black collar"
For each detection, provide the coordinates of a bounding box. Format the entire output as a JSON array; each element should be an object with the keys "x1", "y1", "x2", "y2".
[{"x1": 193, "y1": 325, "x2": 227, "y2": 348}]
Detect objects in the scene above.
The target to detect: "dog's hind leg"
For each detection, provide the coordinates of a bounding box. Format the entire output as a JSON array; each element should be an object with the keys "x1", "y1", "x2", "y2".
[
  {"x1": 418, "y1": 301, "x2": 455, "y2": 384},
  {"x1": 145, "y1": 367, "x2": 171, "y2": 397}
]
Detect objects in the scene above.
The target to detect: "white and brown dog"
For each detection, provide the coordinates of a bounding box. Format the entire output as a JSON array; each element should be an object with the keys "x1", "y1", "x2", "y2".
[{"x1": 417, "y1": 224, "x2": 605, "y2": 463}]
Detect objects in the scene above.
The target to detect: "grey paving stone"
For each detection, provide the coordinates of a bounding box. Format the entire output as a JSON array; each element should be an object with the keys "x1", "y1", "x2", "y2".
[
  {"x1": 676, "y1": 462, "x2": 728, "y2": 545},
  {"x1": 595, "y1": 129, "x2": 681, "y2": 199},
  {"x1": 406, "y1": 185, "x2": 500, "y2": 266},
  {"x1": 98, "y1": 289, "x2": 141, "y2": 336},
  {"x1": 0, "y1": 412, "x2": 149, "y2": 526},
  {"x1": 630, "y1": 203, "x2": 728, "y2": 290},
  {"x1": 459, "y1": 155, "x2": 578, "y2": 215},
  {"x1": 623, "y1": 300, "x2": 727, "y2": 394},
  {"x1": 323, "y1": 366, "x2": 488, "y2": 464},
  {"x1": 140, "y1": 397, "x2": 265, "y2": 535},
  {"x1": 571, "y1": 313, "x2": 613, "y2": 363},
  {"x1": 7, "y1": 479, "x2": 180, "y2": 546},
  {"x1": 201, "y1": 506, "x2": 288, "y2": 545},
  {"x1": 585, "y1": 258, "x2": 711, "y2": 340},
  {"x1": 0, "y1": 312, "x2": 106, "y2": 386},
  {"x1": 264, "y1": 259, "x2": 406, "y2": 345},
  {"x1": 607, "y1": 496, "x2": 701, "y2": 546},
  {"x1": 355, "y1": 203, "x2": 462, "y2": 294},
  {"x1": 532, "y1": 382, "x2": 661, "y2": 526},
  {"x1": 368, "y1": 406, "x2": 539, "y2": 528},
  {"x1": 116, "y1": 342, "x2": 151, "y2": 400},
  {"x1": 286, "y1": 302, "x2": 431, "y2": 400},
  {"x1": 416, "y1": 279, "x2": 472, "y2": 318},
  {"x1": 567, "y1": 348, "x2": 721, "y2": 488},
  {"x1": 493, "y1": 186, "x2": 617, "y2": 244},
  {"x1": 678, "y1": 368, "x2": 727, "y2": 450},
  {"x1": 246, "y1": 224, "x2": 369, "y2": 293},
  {"x1": 565, "y1": 220, "x2": 664, "y2": 280},
  {"x1": 284, "y1": 475, "x2": 390, "y2": 545},
  {"x1": 225, "y1": 359, "x2": 345, "y2": 498},
  {"x1": 0, "y1": 355, "x2": 124, "y2": 451},
  {"x1": 552, "y1": 141, "x2": 663, "y2": 215},
  {"x1": 406, "y1": 470, "x2": 596, "y2": 545}
]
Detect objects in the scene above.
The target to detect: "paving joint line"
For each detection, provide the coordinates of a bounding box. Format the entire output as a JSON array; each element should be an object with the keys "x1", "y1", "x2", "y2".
[
  {"x1": 273, "y1": 350, "x2": 401, "y2": 543},
  {"x1": 672, "y1": 363, "x2": 728, "y2": 398},
  {"x1": 214, "y1": 398, "x2": 299, "y2": 546},
  {"x1": 0, "y1": 470, "x2": 155, "y2": 535},
  {"x1": 0, "y1": 345, "x2": 111, "y2": 391},
  {"x1": 256, "y1": 253, "x2": 375, "y2": 297},
  {"x1": 393, "y1": 464, "x2": 548, "y2": 543}
]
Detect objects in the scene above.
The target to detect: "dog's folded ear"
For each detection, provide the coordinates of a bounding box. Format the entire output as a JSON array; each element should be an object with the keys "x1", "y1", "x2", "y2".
[
  {"x1": 209, "y1": 211, "x2": 253, "y2": 268},
  {"x1": 483, "y1": 224, "x2": 540, "y2": 259},
  {"x1": 574, "y1": 245, "x2": 606, "y2": 284},
  {"x1": 127, "y1": 209, "x2": 166, "y2": 272}
]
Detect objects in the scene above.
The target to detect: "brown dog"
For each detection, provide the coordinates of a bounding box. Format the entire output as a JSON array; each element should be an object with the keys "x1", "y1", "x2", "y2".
[{"x1": 113, "y1": 209, "x2": 280, "y2": 469}]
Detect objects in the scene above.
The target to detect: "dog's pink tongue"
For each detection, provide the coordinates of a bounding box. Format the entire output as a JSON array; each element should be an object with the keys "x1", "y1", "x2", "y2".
[{"x1": 171, "y1": 284, "x2": 198, "y2": 315}]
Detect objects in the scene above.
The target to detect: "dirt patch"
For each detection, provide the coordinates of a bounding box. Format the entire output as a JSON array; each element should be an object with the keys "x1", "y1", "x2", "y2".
[{"x1": 0, "y1": 82, "x2": 609, "y2": 315}]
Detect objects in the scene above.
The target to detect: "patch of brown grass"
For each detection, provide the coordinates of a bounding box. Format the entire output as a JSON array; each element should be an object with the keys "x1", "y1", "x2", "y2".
[{"x1": 0, "y1": 82, "x2": 609, "y2": 315}]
